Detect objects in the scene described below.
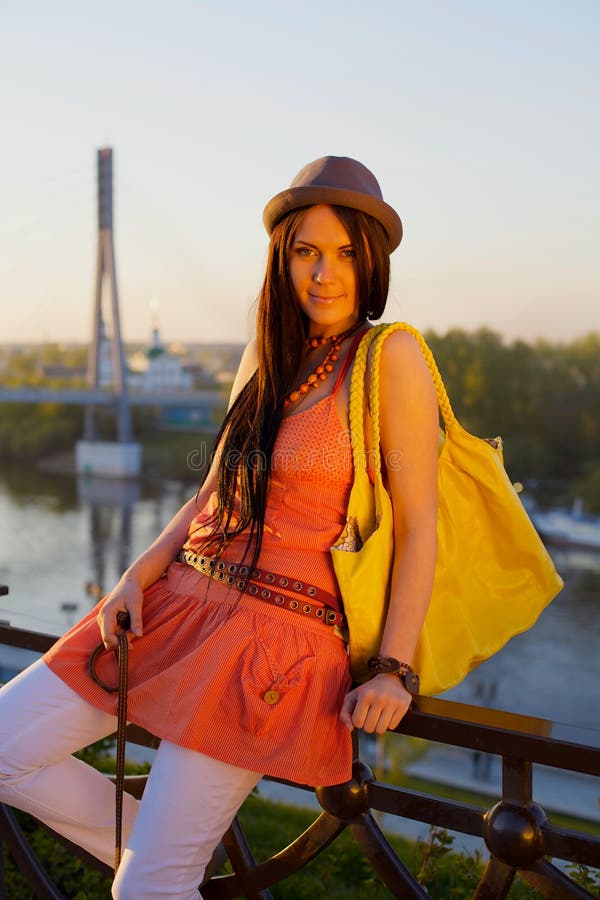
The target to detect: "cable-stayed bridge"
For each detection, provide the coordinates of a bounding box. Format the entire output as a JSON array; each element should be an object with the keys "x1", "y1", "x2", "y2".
[{"x1": 1, "y1": 148, "x2": 228, "y2": 474}]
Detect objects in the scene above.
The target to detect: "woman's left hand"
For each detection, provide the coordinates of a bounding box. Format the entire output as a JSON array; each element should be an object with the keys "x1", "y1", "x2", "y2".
[{"x1": 339, "y1": 674, "x2": 413, "y2": 734}]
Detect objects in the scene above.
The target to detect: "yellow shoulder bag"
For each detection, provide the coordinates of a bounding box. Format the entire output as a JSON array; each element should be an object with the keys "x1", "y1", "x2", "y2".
[{"x1": 331, "y1": 322, "x2": 564, "y2": 694}]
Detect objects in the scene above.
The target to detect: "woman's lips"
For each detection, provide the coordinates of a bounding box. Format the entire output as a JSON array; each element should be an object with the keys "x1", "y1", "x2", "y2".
[{"x1": 308, "y1": 293, "x2": 342, "y2": 303}]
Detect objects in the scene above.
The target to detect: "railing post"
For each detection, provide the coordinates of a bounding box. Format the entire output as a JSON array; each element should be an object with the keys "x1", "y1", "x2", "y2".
[
  {"x1": 502, "y1": 756, "x2": 532, "y2": 802},
  {"x1": 482, "y1": 755, "x2": 547, "y2": 872}
]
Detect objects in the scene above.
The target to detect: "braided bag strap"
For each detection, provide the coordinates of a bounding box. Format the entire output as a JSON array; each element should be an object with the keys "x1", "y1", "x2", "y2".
[
  {"x1": 369, "y1": 323, "x2": 456, "y2": 465},
  {"x1": 347, "y1": 324, "x2": 387, "y2": 472}
]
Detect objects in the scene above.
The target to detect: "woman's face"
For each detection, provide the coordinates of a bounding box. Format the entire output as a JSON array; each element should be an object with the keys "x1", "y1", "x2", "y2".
[{"x1": 289, "y1": 205, "x2": 359, "y2": 337}]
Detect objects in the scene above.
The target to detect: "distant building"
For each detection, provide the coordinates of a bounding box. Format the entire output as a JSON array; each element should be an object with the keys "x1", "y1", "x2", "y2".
[
  {"x1": 128, "y1": 322, "x2": 223, "y2": 431},
  {"x1": 128, "y1": 326, "x2": 193, "y2": 393},
  {"x1": 159, "y1": 405, "x2": 218, "y2": 430}
]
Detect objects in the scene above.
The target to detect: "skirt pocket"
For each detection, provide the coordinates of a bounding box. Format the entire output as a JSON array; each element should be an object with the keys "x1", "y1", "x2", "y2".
[{"x1": 235, "y1": 636, "x2": 315, "y2": 738}]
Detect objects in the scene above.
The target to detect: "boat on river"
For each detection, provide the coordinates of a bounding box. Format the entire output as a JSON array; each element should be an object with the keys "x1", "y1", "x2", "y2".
[{"x1": 528, "y1": 498, "x2": 600, "y2": 551}]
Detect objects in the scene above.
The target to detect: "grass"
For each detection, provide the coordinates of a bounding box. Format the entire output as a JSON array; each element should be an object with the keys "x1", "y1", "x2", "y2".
[{"x1": 219, "y1": 794, "x2": 552, "y2": 899}]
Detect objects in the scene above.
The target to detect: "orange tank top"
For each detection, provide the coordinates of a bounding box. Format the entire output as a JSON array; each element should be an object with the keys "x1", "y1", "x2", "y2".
[{"x1": 183, "y1": 335, "x2": 363, "y2": 611}]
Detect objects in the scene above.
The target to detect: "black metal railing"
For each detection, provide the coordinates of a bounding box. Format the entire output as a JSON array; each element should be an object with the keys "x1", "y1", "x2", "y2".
[{"x1": 1, "y1": 621, "x2": 599, "y2": 899}]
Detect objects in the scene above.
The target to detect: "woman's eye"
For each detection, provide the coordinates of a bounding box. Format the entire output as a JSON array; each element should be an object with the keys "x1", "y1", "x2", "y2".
[
  {"x1": 341, "y1": 248, "x2": 356, "y2": 258},
  {"x1": 296, "y1": 246, "x2": 314, "y2": 257}
]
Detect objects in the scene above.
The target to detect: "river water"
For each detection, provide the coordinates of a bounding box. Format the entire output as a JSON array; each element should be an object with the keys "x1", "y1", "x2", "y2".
[{"x1": 1, "y1": 462, "x2": 599, "y2": 732}]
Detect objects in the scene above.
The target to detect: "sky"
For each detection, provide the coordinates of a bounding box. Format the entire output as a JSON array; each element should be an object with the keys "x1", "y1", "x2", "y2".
[{"x1": 1, "y1": 0, "x2": 598, "y2": 345}]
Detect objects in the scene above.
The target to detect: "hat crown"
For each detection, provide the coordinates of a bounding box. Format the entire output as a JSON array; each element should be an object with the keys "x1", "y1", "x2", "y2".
[
  {"x1": 290, "y1": 156, "x2": 384, "y2": 201},
  {"x1": 263, "y1": 155, "x2": 402, "y2": 251}
]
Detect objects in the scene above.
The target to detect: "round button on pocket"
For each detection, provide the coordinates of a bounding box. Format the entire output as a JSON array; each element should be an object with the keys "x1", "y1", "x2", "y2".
[{"x1": 263, "y1": 690, "x2": 280, "y2": 705}]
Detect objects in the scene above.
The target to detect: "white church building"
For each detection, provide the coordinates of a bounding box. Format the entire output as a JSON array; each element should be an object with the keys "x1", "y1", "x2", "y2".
[
  {"x1": 97, "y1": 319, "x2": 193, "y2": 393},
  {"x1": 128, "y1": 326, "x2": 193, "y2": 393}
]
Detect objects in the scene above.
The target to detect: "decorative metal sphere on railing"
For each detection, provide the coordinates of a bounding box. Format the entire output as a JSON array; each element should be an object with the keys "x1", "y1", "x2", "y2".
[
  {"x1": 316, "y1": 760, "x2": 374, "y2": 819},
  {"x1": 483, "y1": 799, "x2": 548, "y2": 867}
]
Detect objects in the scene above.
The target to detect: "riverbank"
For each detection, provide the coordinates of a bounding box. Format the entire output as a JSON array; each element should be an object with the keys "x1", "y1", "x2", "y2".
[{"x1": 35, "y1": 429, "x2": 219, "y2": 483}]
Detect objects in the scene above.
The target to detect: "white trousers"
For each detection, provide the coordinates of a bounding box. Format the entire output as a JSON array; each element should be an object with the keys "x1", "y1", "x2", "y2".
[{"x1": 0, "y1": 659, "x2": 262, "y2": 899}]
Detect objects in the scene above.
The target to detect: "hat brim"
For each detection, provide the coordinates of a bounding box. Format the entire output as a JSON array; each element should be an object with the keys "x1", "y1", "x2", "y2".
[{"x1": 263, "y1": 185, "x2": 402, "y2": 252}]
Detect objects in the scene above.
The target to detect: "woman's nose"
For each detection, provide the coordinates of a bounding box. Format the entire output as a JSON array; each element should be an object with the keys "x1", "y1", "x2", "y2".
[{"x1": 313, "y1": 257, "x2": 335, "y2": 284}]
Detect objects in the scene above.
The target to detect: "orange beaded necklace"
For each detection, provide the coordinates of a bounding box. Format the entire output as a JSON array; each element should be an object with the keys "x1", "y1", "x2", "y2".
[{"x1": 283, "y1": 323, "x2": 363, "y2": 409}]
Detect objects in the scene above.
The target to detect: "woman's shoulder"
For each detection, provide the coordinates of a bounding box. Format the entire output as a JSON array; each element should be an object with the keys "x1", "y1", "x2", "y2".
[
  {"x1": 373, "y1": 325, "x2": 438, "y2": 420},
  {"x1": 239, "y1": 337, "x2": 258, "y2": 368},
  {"x1": 370, "y1": 323, "x2": 431, "y2": 383},
  {"x1": 227, "y1": 338, "x2": 258, "y2": 409}
]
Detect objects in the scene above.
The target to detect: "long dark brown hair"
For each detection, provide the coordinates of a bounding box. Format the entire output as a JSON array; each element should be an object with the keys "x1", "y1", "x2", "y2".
[{"x1": 197, "y1": 205, "x2": 391, "y2": 571}]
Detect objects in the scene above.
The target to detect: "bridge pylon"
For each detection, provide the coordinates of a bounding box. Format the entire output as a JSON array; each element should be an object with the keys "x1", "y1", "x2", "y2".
[{"x1": 77, "y1": 148, "x2": 141, "y2": 477}]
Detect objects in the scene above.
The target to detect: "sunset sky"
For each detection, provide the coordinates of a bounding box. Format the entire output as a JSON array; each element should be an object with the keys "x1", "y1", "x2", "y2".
[{"x1": 1, "y1": 0, "x2": 598, "y2": 345}]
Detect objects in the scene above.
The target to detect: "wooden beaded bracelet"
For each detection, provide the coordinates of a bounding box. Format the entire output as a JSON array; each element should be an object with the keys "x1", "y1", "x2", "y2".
[{"x1": 367, "y1": 655, "x2": 420, "y2": 696}]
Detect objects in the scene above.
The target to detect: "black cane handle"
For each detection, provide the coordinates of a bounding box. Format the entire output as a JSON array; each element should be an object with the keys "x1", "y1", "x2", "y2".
[
  {"x1": 88, "y1": 611, "x2": 131, "y2": 693},
  {"x1": 116, "y1": 610, "x2": 131, "y2": 630}
]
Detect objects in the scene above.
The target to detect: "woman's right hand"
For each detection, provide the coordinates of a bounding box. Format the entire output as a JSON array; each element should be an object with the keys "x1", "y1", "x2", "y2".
[{"x1": 97, "y1": 573, "x2": 144, "y2": 650}]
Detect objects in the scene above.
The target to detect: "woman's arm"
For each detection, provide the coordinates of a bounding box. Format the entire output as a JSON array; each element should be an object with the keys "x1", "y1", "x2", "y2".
[
  {"x1": 340, "y1": 331, "x2": 439, "y2": 733},
  {"x1": 98, "y1": 338, "x2": 259, "y2": 648}
]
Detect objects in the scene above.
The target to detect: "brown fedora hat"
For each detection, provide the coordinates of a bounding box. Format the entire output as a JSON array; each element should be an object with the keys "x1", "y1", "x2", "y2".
[{"x1": 263, "y1": 156, "x2": 402, "y2": 251}]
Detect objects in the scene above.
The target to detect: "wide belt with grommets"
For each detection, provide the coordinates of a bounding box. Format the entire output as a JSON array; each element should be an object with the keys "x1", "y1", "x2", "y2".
[{"x1": 177, "y1": 549, "x2": 346, "y2": 629}]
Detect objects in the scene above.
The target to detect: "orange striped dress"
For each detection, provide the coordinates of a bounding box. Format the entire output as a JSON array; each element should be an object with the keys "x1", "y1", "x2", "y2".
[{"x1": 44, "y1": 354, "x2": 359, "y2": 787}]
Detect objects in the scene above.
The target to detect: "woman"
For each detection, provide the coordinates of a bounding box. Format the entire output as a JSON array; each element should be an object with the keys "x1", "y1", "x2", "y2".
[{"x1": 0, "y1": 156, "x2": 439, "y2": 898}]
